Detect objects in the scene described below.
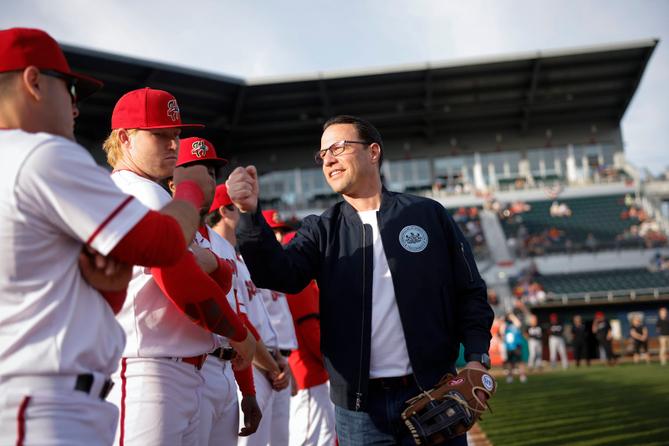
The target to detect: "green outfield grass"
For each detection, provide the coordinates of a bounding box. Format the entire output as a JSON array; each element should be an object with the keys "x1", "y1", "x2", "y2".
[{"x1": 478, "y1": 363, "x2": 669, "y2": 446}]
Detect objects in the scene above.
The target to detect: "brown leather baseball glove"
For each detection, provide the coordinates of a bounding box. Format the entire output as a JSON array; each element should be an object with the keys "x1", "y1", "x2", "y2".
[{"x1": 401, "y1": 368, "x2": 497, "y2": 445}]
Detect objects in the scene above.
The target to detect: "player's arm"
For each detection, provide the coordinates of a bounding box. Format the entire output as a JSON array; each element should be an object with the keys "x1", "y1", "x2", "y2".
[{"x1": 150, "y1": 251, "x2": 247, "y2": 342}]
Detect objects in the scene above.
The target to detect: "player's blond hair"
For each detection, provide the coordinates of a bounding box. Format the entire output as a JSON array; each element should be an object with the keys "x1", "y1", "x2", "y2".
[{"x1": 102, "y1": 129, "x2": 137, "y2": 168}]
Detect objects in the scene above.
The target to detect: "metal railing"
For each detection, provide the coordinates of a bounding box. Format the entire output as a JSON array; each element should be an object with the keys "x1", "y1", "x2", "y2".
[{"x1": 530, "y1": 286, "x2": 669, "y2": 307}]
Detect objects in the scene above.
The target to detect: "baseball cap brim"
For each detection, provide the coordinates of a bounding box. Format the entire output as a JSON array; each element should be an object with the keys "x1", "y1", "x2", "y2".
[
  {"x1": 134, "y1": 123, "x2": 205, "y2": 130},
  {"x1": 177, "y1": 157, "x2": 228, "y2": 168}
]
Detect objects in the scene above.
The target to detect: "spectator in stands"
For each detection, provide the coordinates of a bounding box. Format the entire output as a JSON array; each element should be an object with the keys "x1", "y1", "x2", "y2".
[
  {"x1": 624, "y1": 194, "x2": 634, "y2": 207},
  {"x1": 548, "y1": 313, "x2": 568, "y2": 370},
  {"x1": 550, "y1": 201, "x2": 572, "y2": 218},
  {"x1": 503, "y1": 313, "x2": 527, "y2": 383},
  {"x1": 585, "y1": 233, "x2": 598, "y2": 252},
  {"x1": 629, "y1": 315, "x2": 650, "y2": 364},
  {"x1": 572, "y1": 315, "x2": 590, "y2": 367},
  {"x1": 526, "y1": 314, "x2": 543, "y2": 372},
  {"x1": 657, "y1": 307, "x2": 669, "y2": 366},
  {"x1": 593, "y1": 311, "x2": 616, "y2": 365}
]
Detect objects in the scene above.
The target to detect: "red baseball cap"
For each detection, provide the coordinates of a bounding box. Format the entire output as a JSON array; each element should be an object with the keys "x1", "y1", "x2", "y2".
[
  {"x1": 262, "y1": 209, "x2": 292, "y2": 231},
  {"x1": 595, "y1": 311, "x2": 605, "y2": 318},
  {"x1": 111, "y1": 87, "x2": 204, "y2": 130},
  {"x1": 177, "y1": 137, "x2": 227, "y2": 168},
  {"x1": 208, "y1": 184, "x2": 233, "y2": 213},
  {"x1": 0, "y1": 27, "x2": 102, "y2": 100}
]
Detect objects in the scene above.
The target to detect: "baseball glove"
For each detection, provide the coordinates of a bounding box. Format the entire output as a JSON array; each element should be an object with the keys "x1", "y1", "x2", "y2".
[{"x1": 401, "y1": 368, "x2": 497, "y2": 445}]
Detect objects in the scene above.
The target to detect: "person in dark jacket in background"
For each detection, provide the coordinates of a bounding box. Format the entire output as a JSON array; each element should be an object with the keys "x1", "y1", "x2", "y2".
[
  {"x1": 226, "y1": 115, "x2": 494, "y2": 445},
  {"x1": 572, "y1": 315, "x2": 590, "y2": 367}
]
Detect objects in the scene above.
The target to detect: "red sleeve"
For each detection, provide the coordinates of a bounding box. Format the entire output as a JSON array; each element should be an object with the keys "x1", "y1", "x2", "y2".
[
  {"x1": 233, "y1": 363, "x2": 256, "y2": 396},
  {"x1": 296, "y1": 317, "x2": 322, "y2": 359},
  {"x1": 150, "y1": 251, "x2": 247, "y2": 342},
  {"x1": 100, "y1": 288, "x2": 127, "y2": 315},
  {"x1": 209, "y1": 256, "x2": 233, "y2": 295},
  {"x1": 240, "y1": 312, "x2": 261, "y2": 341},
  {"x1": 109, "y1": 210, "x2": 185, "y2": 267}
]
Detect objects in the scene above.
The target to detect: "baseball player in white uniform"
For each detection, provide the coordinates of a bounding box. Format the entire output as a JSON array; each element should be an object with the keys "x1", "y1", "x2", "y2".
[
  {"x1": 259, "y1": 210, "x2": 299, "y2": 446},
  {"x1": 207, "y1": 185, "x2": 292, "y2": 446},
  {"x1": 0, "y1": 28, "x2": 214, "y2": 445},
  {"x1": 168, "y1": 137, "x2": 263, "y2": 445},
  {"x1": 101, "y1": 88, "x2": 254, "y2": 445}
]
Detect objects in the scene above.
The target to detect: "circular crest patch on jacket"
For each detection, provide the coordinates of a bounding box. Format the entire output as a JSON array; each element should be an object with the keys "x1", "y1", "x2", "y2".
[{"x1": 399, "y1": 225, "x2": 429, "y2": 253}]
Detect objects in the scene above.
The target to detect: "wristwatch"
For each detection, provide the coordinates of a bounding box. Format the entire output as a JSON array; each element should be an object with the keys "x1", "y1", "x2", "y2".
[{"x1": 465, "y1": 352, "x2": 491, "y2": 370}]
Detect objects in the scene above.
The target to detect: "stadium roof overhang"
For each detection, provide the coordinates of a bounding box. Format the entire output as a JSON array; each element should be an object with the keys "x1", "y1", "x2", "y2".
[{"x1": 65, "y1": 39, "x2": 658, "y2": 166}]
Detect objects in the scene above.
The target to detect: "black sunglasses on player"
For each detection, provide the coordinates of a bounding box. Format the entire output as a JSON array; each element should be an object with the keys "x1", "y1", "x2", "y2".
[{"x1": 41, "y1": 70, "x2": 78, "y2": 104}]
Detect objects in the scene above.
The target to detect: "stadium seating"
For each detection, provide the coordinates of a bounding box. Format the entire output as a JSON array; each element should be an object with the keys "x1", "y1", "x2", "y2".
[
  {"x1": 501, "y1": 194, "x2": 635, "y2": 248},
  {"x1": 537, "y1": 268, "x2": 669, "y2": 294}
]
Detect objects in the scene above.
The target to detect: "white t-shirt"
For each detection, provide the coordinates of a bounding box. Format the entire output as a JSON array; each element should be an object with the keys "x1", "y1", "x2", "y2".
[
  {"x1": 235, "y1": 256, "x2": 277, "y2": 348},
  {"x1": 260, "y1": 288, "x2": 298, "y2": 351},
  {"x1": 111, "y1": 170, "x2": 216, "y2": 357},
  {"x1": 357, "y1": 209, "x2": 413, "y2": 378},
  {"x1": 0, "y1": 130, "x2": 148, "y2": 377}
]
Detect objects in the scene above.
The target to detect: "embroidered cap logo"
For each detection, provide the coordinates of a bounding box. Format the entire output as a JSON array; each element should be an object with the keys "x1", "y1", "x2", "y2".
[
  {"x1": 191, "y1": 140, "x2": 208, "y2": 158},
  {"x1": 167, "y1": 99, "x2": 180, "y2": 122}
]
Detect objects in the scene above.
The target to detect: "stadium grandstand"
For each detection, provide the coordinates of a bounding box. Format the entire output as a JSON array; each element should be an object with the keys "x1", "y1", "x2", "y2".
[{"x1": 65, "y1": 39, "x2": 669, "y2": 362}]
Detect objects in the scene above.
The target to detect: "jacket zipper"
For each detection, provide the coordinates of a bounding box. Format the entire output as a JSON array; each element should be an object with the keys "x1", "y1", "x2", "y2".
[
  {"x1": 355, "y1": 222, "x2": 366, "y2": 411},
  {"x1": 460, "y1": 242, "x2": 474, "y2": 283}
]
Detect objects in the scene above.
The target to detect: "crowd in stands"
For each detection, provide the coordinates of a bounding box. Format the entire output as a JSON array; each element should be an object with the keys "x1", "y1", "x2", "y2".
[{"x1": 451, "y1": 206, "x2": 488, "y2": 258}]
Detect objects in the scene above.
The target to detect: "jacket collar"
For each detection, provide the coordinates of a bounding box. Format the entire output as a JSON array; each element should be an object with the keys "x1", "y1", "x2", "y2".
[{"x1": 340, "y1": 187, "x2": 395, "y2": 219}]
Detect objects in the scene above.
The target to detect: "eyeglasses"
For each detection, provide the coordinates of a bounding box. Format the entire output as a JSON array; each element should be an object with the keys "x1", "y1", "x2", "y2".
[
  {"x1": 315, "y1": 140, "x2": 371, "y2": 164},
  {"x1": 41, "y1": 70, "x2": 78, "y2": 104}
]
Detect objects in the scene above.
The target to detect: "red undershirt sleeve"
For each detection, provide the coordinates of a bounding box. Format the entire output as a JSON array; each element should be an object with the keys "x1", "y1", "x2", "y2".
[
  {"x1": 108, "y1": 210, "x2": 185, "y2": 267},
  {"x1": 151, "y1": 251, "x2": 247, "y2": 341},
  {"x1": 240, "y1": 312, "x2": 261, "y2": 341},
  {"x1": 100, "y1": 289, "x2": 128, "y2": 315},
  {"x1": 209, "y1": 256, "x2": 233, "y2": 295},
  {"x1": 233, "y1": 362, "x2": 256, "y2": 396}
]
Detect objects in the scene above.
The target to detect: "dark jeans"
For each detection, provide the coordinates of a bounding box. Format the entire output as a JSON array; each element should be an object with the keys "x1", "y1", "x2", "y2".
[{"x1": 335, "y1": 378, "x2": 468, "y2": 446}]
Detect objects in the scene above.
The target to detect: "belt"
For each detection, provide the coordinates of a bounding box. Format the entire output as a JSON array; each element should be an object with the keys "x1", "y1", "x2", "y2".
[
  {"x1": 0, "y1": 374, "x2": 113, "y2": 400},
  {"x1": 75, "y1": 373, "x2": 114, "y2": 399},
  {"x1": 168, "y1": 355, "x2": 206, "y2": 370},
  {"x1": 368, "y1": 375, "x2": 413, "y2": 390},
  {"x1": 271, "y1": 349, "x2": 292, "y2": 359},
  {"x1": 210, "y1": 348, "x2": 235, "y2": 361}
]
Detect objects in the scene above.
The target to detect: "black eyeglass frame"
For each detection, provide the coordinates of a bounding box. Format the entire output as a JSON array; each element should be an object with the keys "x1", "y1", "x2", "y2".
[
  {"x1": 314, "y1": 140, "x2": 372, "y2": 164},
  {"x1": 41, "y1": 69, "x2": 78, "y2": 104}
]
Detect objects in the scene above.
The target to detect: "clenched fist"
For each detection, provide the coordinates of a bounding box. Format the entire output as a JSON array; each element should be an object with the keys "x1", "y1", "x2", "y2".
[{"x1": 225, "y1": 166, "x2": 259, "y2": 213}]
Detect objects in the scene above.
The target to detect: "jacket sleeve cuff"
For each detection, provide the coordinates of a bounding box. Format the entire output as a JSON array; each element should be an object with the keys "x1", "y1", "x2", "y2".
[{"x1": 463, "y1": 333, "x2": 492, "y2": 358}]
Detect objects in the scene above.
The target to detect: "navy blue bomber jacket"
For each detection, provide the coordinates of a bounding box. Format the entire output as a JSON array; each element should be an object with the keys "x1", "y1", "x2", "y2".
[{"x1": 236, "y1": 189, "x2": 493, "y2": 411}]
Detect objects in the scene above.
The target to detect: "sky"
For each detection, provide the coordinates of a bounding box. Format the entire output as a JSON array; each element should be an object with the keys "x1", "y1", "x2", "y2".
[{"x1": 2, "y1": 0, "x2": 668, "y2": 174}]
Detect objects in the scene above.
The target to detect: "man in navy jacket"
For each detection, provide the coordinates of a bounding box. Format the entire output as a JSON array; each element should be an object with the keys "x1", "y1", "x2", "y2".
[{"x1": 227, "y1": 115, "x2": 493, "y2": 445}]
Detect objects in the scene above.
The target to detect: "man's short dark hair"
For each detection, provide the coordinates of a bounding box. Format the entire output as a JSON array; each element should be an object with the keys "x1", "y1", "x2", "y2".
[
  {"x1": 323, "y1": 115, "x2": 384, "y2": 168},
  {"x1": 205, "y1": 209, "x2": 222, "y2": 227}
]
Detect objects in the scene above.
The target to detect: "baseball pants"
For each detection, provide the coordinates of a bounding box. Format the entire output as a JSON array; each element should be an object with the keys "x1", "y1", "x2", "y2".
[
  {"x1": 108, "y1": 357, "x2": 203, "y2": 446},
  {"x1": 198, "y1": 355, "x2": 239, "y2": 446},
  {"x1": 549, "y1": 336, "x2": 568, "y2": 369},
  {"x1": 289, "y1": 381, "x2": 336, "y2": 446},
  {"x1": 0, "y1": 374, "x2": 117, "y2": 446},
  {"x1": 527, "y1": 339, "x2": 543, "y2": 370},
  {"x1": 238, "y1": 366, "x2": 275, "y2": 446}
]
